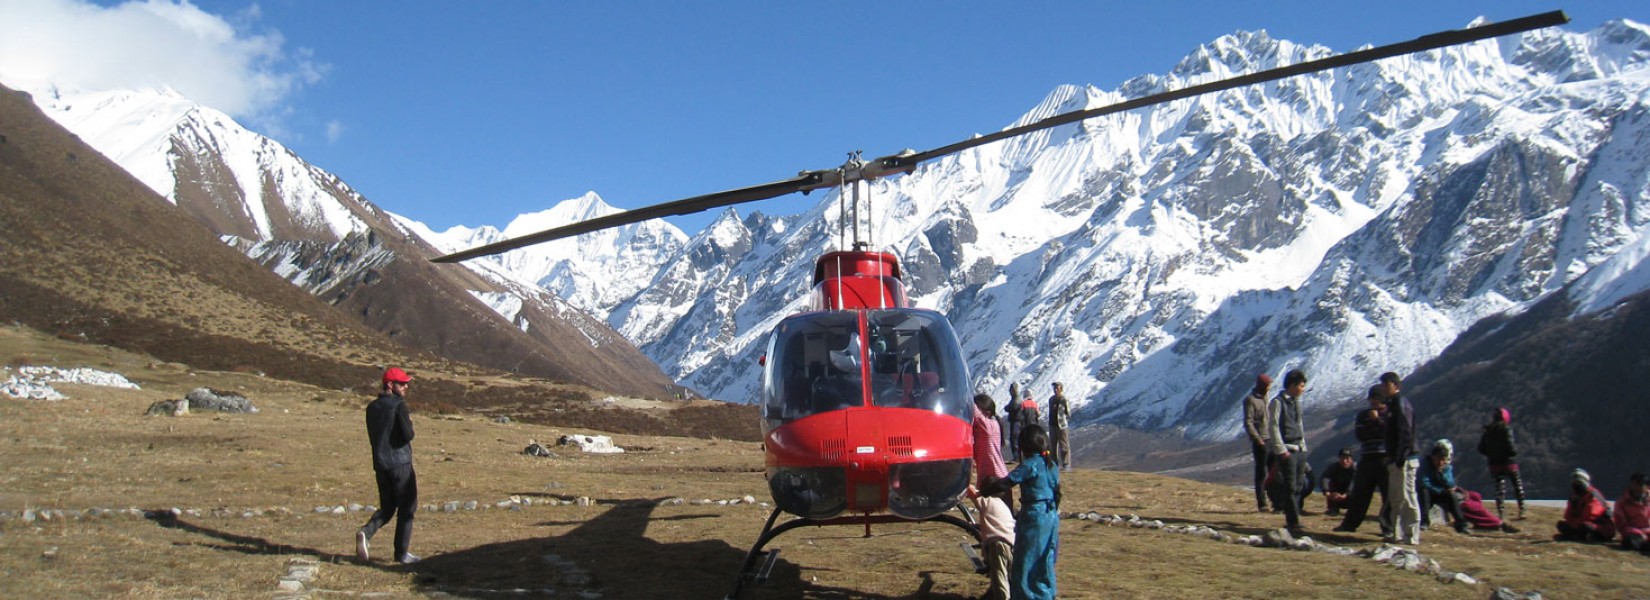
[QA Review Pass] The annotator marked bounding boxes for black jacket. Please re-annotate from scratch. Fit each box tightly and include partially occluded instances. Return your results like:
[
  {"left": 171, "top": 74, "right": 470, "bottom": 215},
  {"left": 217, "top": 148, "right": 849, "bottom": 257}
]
[
  {"left": 1384, "top": 394, "right": 1416, "bottom": 461},
  {"left": 1354, "top": 407, "right": 1388, "bottom": 456},
  {"left": 1477, "top": 422, "right": 1517, "bottom": 464},
  {"left": 366, "top": 392, "right": 415, "bottom": 471}
]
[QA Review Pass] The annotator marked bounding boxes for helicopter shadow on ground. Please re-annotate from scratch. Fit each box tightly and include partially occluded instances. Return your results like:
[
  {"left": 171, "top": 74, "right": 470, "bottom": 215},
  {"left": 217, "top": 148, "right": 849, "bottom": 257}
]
[{"left": 405, "top": 497, "right": 974, "bottom": 600}]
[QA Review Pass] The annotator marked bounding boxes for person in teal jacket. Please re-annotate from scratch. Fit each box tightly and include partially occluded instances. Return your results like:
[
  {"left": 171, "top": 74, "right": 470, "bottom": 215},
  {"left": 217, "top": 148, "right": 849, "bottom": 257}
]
[
  {"left": 981, "top": 424, "right": 1062, "bottom": 599},
  {"left": 1416, "top": 439, "right": 1470, "bottom": 534}
]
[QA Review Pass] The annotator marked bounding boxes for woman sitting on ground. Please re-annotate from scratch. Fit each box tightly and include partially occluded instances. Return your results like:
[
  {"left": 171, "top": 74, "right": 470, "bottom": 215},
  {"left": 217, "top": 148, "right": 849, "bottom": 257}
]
[
  {"left": 1556, "top": 468, "right": 1616, "bottom": 543},
  {"left": 1416, "top": 439, "right": 1471, "bottom": 535}
]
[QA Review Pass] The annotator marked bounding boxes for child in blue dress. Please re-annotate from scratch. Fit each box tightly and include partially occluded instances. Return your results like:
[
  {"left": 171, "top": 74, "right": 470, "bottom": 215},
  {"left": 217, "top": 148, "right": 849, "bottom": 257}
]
[{"left": 980, "top": 424, "right": 1061, "bottom": 599}]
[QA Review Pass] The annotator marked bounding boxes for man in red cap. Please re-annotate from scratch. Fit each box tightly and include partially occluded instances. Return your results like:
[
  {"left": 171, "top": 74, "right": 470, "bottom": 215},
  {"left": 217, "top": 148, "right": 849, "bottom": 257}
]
[
  {"left": 356, "top": 367, "right": 420, "bottom": 564},
  {"left": 1241, "top": 373, "right": 1273, "bottom": 512}
]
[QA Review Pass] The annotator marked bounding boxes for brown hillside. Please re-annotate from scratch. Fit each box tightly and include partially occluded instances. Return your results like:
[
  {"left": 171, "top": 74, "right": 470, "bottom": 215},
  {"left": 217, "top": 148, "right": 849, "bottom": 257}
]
[
  {"left": 0, "top": 85, "right": 758, "bottom": 439},
  {"left": 0, "top": 86, "right": 392, "bottom": 390}
]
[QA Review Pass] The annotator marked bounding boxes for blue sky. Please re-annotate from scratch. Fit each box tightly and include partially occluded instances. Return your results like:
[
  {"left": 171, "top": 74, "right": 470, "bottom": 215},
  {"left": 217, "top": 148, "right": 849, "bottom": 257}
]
[{"left": 3, "top": 1, "right": 1646, "bottom": 235}]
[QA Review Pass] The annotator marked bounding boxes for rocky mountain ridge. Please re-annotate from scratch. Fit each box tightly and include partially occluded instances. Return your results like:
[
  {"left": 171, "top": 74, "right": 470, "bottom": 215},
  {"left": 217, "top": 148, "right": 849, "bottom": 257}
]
[{"left": 431, "top": 19, "right": 1650, "bottom": 441}]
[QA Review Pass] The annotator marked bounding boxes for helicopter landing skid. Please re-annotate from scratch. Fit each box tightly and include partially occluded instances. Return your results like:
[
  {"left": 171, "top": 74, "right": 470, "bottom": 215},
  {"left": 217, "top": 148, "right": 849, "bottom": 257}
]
[{"left": 724, "top": 507, "right": 982, "bottom": 599}]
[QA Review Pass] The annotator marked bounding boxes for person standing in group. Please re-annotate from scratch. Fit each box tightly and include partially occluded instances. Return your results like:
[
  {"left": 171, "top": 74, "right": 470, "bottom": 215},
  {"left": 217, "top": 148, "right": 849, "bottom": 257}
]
[
  {"left": 971, "top": 394, "right": 1012, "bottom": 504},
  {"left": 1242, "top": 373, "right": 1273, "bottom": 513},
  {"left": 1047, "top": 382, "right": 1071, "bottom": 471},
  {"left": 1334, "top": 386, "right": 1392, "bottom": 536},
  {"left": 1382, "top": 372, "right": 1422, "bottom": 545},
  {"left": 1556, "top": 468, "right": 1616, "bottom": 543},
  {"left": 1006, "top": 383, "right": 1024, "bottom": 459},
  {"left": 1267, "top": 369, "right": 1310, "bottom": 535},
  {"left": 1017, "top": 390, "right": 1041, "bottom": 460},
  {"left": 1477, "top": 407, "right": 1527, "bottom": 521},
  {"left": 969, "top": 393, "right": 1015, "bottom": 599},
  {"left": 980, "top": 424, "right": 1062, "bottom": 600},
  {"left": 1614, "top": 473, "right": 1649, "bottom": 553},
  {"left": 355, "top": 367, "right": 421, "bottom": 564}
]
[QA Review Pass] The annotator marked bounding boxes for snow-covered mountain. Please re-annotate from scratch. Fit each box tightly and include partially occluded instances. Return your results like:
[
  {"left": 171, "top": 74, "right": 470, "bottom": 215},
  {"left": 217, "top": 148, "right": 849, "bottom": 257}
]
[
  {"left": 17, "top": 85, "right": 676, "bottom": 398},
  {"left": 451, "top": 19, "right": 1650, "bottom": 440}
]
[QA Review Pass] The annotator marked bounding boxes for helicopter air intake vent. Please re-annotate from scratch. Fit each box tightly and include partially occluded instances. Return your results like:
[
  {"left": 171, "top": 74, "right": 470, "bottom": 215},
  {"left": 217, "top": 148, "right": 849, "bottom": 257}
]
[
  {"left": 821, "top": 438, "right": 846, "bottom": 462},
  {"left": 888, "top": 436, "right": 913, "bottom": 457}
]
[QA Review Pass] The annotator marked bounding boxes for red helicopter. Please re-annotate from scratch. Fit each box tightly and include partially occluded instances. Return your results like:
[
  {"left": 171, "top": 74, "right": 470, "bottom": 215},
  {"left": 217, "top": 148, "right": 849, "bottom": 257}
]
[{"left": 432, "top": 11, "right": 1565, "bottom": 598}]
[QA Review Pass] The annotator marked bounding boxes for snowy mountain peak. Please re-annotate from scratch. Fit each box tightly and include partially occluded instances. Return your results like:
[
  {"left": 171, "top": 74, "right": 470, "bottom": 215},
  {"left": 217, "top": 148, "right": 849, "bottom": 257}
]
[
  {"left": 501, "top": 192, "right": 620, "bottom": 239},
  {"left": 530, "top": 19, "right": 1650, "bottom": 444}
]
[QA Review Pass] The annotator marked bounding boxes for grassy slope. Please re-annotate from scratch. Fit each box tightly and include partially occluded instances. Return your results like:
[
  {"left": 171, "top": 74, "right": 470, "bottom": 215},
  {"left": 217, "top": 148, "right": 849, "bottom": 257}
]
[{"left": 2, "top": 325, "right": 1647, "bottom": 599}]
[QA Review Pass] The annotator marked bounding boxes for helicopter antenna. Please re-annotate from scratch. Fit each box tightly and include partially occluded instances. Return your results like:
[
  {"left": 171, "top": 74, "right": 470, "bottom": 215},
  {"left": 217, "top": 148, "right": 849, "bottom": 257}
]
[{"left": 836, "top": 161, "right": 848, "bottom": 250}]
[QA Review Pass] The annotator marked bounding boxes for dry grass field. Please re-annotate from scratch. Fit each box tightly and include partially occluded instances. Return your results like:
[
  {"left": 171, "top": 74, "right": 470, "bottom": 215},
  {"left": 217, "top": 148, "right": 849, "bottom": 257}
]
[{"left": 3, "top": 324, "right": 1648, "bottom": 600}]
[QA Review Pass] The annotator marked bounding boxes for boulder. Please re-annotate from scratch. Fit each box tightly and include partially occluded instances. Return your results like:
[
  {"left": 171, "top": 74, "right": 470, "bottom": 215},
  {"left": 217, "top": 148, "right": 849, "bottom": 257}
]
[
  {"left": 523, "top": 443, "right": 555, "bottom": 457},
  {"left": 558, "top": 434, "right": 624, "bottom": 454},
  {"left": 185, "top": 388, "right": 258, "bottom": 413},
  {"left": 145, "top": 399, "right": 188, "bottom": 417}
]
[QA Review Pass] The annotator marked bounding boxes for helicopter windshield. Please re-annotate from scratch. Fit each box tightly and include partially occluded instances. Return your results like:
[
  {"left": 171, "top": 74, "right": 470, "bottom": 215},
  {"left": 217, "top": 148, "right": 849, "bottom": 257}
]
[
  {"left": 762, "top": 309, "right": 971, "bottom": 429},
  {"left": 865, "top": 310, "right": 971, "bottom": 421}
]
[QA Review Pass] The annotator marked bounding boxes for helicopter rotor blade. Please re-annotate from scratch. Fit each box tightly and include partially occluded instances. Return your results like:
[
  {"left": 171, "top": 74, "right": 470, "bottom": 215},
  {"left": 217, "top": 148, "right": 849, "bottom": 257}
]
[
  {"left": 433, "top": 10, "right": 1567, "bottom": 263},
  {"left": 875, "top": 10, "right": 1568, "bottom": 172},
  {"left": 432, "top": 171, "right": 829, "bottom": 263}
]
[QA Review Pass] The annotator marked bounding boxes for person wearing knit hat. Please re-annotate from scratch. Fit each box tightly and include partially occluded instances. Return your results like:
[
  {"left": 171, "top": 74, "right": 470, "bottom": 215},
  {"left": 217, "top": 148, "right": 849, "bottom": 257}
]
[
  {"left": 1241, "top": 373, "right": 1275, "bottom": 512},
  {"left": 1477, "top": 407, "right": 1527, "bottom": 521},
  {"left": 1418, "top": 439, "right": 1471, "bottom": 534},
  {"left": 1556, "top": 467, "right": 1616, "bottom": 543}
]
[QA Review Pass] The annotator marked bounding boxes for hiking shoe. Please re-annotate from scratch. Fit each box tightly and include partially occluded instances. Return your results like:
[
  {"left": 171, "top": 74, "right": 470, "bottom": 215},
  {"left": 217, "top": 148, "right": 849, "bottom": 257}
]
[
  {"left": 1332, "top": 525, "right": 1357, "bottom": 533},
  {"left": 397, "top": 553, "right": 421, "bottom": 565},
  {"left": 355, "top": 529, "right": 370, "bottom": 562},
  {"left": 1501, "top": 523, "right": 1521, "bottom": 534}
]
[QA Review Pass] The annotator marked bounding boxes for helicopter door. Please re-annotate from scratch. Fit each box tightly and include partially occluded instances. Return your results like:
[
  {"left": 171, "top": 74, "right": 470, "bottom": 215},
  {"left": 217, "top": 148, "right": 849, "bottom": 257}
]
[{"left": 761, "top": 312, "right": 866, "bottom": 431}]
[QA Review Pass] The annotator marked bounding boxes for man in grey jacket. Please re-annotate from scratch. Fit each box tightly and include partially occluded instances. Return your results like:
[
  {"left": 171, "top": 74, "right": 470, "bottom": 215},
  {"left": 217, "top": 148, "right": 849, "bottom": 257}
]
[
  {"left": 1268, "top": 369, "right": 1309, "bottom": 534},
  {"left": 356, "top": 367, "right": 421, "bottom": 564},
  {"left": 1242, "top": 373, "right": 1273, "bottom": 512}
]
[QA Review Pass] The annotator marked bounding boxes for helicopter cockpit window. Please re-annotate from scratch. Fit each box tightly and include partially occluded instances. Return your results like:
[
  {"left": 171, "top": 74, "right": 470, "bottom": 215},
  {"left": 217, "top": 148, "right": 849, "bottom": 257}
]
[
  {"left": 761, "top": 312, "right": 865, "bottom": 428},
  {"left": 866, "top": 310, "right": 971, "bottom": 422}
]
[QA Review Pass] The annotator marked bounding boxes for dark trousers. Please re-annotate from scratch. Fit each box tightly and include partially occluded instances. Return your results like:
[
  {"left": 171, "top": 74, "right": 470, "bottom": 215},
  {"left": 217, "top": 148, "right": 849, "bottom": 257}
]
[
  {"left": 1419, "top": 488, "right": 1467, "bottom": 531},
  {"left": 362, "top": 464, "right": 418, "bottom": 560},
  {"left": 1274, "top": 452, "right": 1306, "bottom": 528},
  {"left": 1251, "top": 443, "right": 1270, "bottom": 510},
  {"left": 1337, "top": 453, "right": 1390, "bottom": 533}
]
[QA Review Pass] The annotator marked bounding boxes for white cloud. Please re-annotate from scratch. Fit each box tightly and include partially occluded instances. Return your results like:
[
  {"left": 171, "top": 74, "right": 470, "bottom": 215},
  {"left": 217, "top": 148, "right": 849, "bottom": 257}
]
[
  {"left": 0, "top": 0, "right": 326, "bottom": 128},
  {"left": 325, "top": 119, "right": 345, "bottom": 143}
]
